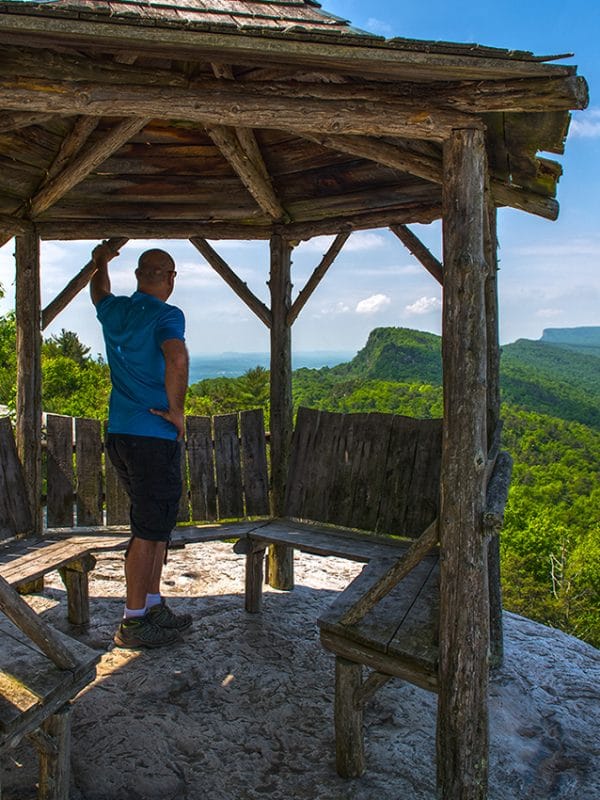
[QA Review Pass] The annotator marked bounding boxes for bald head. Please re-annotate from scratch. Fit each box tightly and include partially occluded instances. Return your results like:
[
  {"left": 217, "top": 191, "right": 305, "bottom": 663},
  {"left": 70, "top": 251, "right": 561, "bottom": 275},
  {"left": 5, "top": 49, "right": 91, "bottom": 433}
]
[{"left": 135, "top": 249, "right": 177, "bottom": 299}]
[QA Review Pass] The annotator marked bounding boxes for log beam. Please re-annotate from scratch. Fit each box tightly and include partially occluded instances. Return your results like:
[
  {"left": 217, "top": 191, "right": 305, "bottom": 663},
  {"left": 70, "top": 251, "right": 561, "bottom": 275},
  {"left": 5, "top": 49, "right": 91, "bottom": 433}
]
[
  {"left": 438, "top": 127, "right": 490, "bottom": 800},
  {"left": 390, "top": 224, "right": 444, "bottom": 285},
  {"left": 287, "top": 232, "right": 349, "bottom": 325},
  {"left": 305, "top": 132, "right": 559, "bottom": 220},
  {"left": 205, "top": 124, "right": 288, "bottom": 221},
  {"left": 0, "top": 76, "right": 483, "bottom": 141},
  {"left": 44, "top": 115, "right": 99, "bottom": 183},
  {"left": 189, "top": 237, "right": 272, "bottom": 328},
  {"left": 0, "top": 110, "right": 53, "bottom": 132},
  {"left": 34, "top": 203, "right": 443, "bottom": 242},
  {"left": 42, "top": 237, "right": 127, "bottom": 330}
]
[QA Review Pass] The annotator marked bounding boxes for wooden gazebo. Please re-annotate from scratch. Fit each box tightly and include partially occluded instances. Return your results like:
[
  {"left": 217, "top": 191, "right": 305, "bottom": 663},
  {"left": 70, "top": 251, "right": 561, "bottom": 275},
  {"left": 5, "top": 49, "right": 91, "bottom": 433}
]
[{"left": 0, "top": 1, "right": 588, "bottom": 798}]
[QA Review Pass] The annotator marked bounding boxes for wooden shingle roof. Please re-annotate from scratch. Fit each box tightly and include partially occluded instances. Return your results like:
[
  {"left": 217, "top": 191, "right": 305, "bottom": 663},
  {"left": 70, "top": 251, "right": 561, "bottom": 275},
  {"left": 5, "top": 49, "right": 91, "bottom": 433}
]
[
  {"left": 0, "top": 0, "right": 589, "bottom": 243},
  {"left": 0, "top": 0, "right": 366, "bottom": 37}
]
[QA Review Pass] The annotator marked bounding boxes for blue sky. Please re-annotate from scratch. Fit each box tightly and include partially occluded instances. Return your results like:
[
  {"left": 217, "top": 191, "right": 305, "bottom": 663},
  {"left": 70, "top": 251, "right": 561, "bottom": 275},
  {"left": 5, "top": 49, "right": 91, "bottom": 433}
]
[{"left": 0, "top": 0, "right": 598, "bottom": 357}]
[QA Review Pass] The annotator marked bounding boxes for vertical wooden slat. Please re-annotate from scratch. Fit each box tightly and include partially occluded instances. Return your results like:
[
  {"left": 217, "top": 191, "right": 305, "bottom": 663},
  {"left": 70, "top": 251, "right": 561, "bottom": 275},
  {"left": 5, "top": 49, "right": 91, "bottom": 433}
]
[
  {"left": 268, "top": 234, "right": 294, "bottom": 588},
  {"left": 177, "top": 438, "right": 190, "bottom": 523},
  {"left": 0, "top": 416, "right": 32, "bottom": 539},
  {"left": 437, "top": 127, "right": 489, "bottom": 800},
  {"left": 240, "top": 409, "right": 269, "bottom": 517},
  {"left": 186, "top": 415, "right": 217, "bottom": 522},
  {"left": 46, "top": 415, "right": 74, "bottom": 528},
  {"left": 75, "top": 417, "right": 103, "bottom": 526},
  {"left": 15, "top": 232, "right": 42, "bottom": 534},
  {"left": 103, "top": 422, "right": 129, "bottom": 525},
  {"left": 214, "top": 413, "right": 243, "bottom": 519}
]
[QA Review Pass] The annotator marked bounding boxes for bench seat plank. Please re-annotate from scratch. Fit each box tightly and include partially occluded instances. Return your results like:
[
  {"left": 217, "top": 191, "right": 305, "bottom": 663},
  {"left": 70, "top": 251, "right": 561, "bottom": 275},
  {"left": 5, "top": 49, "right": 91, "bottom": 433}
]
[
  {"left": 319, "top": 556, "right": 439, "bottom": 672},
  {"left": 250, "top": 519, "right": 413, "bottom": 562}
]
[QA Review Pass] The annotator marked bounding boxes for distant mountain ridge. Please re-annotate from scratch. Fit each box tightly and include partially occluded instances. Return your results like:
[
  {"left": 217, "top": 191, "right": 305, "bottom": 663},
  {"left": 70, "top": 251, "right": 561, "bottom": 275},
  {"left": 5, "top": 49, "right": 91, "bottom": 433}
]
[
  {"left": 326, "top": 327, "right": 600, "bottom": 430},
  {"left": 541, "top": 326, "right": 600, "bottom": 357}
]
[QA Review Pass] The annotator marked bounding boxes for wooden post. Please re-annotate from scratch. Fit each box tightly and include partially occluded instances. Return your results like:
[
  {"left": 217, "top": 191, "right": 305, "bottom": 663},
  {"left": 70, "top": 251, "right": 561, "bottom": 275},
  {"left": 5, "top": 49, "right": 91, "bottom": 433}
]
[
  {"left": 267, "top": 234, "right": 294, "bottom": 590},
  {"left": 38, "top": 703, "right": 72, "bottom": 800},
  {"left": 438, "top": 128, "right": 490, "bottom": 800},
  {"left": 335, "top": 657, "right": 365, "bottom": 777},
  {"left": 484, "top": 202, "right": 504, "bottom": 668},
  {"left": 15, "top": 232, "right": 42, "bottom": 534}
]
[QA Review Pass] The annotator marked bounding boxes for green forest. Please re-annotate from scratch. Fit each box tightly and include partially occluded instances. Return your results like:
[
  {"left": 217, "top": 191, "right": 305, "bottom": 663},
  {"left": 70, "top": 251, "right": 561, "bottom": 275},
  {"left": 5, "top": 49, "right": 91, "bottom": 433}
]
[{"left": 1, "top": 300, "right": 598, "bottom": 649}]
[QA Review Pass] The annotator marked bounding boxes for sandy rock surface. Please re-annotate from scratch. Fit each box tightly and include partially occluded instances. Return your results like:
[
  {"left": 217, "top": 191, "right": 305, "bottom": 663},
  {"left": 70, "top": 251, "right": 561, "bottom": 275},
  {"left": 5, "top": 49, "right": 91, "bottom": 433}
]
[{"left": 2, "top": 542, "right": 599, "bottom": 800}]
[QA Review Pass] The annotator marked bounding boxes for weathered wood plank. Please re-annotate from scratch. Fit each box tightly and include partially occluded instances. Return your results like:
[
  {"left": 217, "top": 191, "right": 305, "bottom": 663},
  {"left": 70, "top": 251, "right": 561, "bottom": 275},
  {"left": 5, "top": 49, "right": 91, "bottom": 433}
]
[
  {"left": 253, "top": 519, "right": 408, "bottom": 562},
  {"left": 46, "top": 415, "right": 74, "bottom": 529},
  {"left": 177, "top": 439, "right": 190, "bottom": 523},
  {"left": 74, "top": 417, "right": 103, "bottom": 527},
  {"left": 214, "top": 413, "right": 243, "bottom": 520},
  {"left": 186, "top": 415, "right": 217, "bottom": 522},
  {"left": 0, "top": 417, "right": 32, "bottom": 540},
  {"left": 103, "top": 423, "right": 130, "bottom": 526},
  {"left": 239, "top": 409, "right": 269, "bottom": 517}
]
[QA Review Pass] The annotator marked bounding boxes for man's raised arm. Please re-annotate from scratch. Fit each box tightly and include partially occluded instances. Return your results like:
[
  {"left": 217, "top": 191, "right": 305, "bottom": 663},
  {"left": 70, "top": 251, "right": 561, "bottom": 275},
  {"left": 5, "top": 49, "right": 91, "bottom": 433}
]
[{"left": 90, "top": 242, "right": 115, "bottom": 306}]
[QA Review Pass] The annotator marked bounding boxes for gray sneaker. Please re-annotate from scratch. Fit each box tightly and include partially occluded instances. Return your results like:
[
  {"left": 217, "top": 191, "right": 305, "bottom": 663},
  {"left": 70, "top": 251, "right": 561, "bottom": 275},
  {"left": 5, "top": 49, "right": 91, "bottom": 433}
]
[
  {"left": 113, "top": 615, "right": 182, "bottom": 649},
  {"left": 146, "top": 600, "right": 193, "bottom": 631}
]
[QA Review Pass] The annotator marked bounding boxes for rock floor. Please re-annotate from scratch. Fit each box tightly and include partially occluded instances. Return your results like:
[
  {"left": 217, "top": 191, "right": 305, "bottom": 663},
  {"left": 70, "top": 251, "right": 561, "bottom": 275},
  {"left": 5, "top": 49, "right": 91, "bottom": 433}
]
[{"left": 2, "top": 542, "right": 599, "bottom": 800}]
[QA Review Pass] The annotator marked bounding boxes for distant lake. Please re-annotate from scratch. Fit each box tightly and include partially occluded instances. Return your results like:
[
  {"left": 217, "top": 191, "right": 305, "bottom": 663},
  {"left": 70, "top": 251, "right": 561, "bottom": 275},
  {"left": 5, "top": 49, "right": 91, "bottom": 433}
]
[{"left": 189, "top": 351, "right": 354, "bottom": 384}]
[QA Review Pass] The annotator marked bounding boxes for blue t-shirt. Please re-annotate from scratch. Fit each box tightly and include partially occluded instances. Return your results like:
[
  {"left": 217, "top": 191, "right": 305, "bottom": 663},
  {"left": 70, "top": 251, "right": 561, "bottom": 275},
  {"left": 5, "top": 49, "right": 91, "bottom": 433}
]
[{"left": 97, "top": 291, "right": 185, "bottom": 440}]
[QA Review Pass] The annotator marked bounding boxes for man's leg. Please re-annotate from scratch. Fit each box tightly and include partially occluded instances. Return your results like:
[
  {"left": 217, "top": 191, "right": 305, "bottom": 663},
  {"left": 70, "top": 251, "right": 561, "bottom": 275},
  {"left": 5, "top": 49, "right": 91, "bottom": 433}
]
[{"left": 124, "top": 537, "right": 167, "bottom": 611}]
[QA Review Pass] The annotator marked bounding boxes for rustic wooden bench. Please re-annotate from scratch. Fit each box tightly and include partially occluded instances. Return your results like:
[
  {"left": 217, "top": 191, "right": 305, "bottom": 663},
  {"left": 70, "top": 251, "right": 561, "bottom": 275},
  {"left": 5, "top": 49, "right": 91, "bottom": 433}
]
[
  {"left": 240, "top": 407, "right": 512, "bottom": 777},
  {"left": 0, "top": 573, "right": 100, "bottom": 800}
]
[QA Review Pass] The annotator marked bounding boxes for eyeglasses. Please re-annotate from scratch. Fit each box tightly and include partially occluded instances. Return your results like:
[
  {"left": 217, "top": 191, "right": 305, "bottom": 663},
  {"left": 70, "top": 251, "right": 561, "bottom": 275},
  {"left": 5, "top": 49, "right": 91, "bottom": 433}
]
[{"left": 167, "top": 270, "right": 177, "bottom": 277}]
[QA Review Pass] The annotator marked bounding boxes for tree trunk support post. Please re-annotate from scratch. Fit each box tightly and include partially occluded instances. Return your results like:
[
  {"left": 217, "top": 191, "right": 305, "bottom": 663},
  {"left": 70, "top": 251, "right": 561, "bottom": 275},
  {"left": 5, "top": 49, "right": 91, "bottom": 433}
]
[
  {"left": 437, "top": 127, "right": 490, "bottom": 800},
  {"left": 15, "top": 231, "right": 43, "bottom": 535},
  {"left": 268, "top": 234, "right": 294, "bottom": 590}
]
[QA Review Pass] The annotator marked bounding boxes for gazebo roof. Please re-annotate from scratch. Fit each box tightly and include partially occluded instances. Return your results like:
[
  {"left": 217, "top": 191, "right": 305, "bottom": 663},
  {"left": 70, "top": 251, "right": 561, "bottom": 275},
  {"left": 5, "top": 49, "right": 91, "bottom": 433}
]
[{"left": 0, "top": 0, "right": 589, "bottom": 242}]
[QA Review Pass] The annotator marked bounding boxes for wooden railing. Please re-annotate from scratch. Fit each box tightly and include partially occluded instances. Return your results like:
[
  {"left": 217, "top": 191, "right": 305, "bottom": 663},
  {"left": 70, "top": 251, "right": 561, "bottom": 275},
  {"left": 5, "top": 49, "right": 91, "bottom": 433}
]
[{"left": 43, "top": 409, "right": 270, "bottom": 529}]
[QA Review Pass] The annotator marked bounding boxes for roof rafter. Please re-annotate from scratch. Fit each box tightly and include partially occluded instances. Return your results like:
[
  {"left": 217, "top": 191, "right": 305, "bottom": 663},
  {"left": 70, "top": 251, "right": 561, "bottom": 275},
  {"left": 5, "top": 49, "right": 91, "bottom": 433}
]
[{"left": 0, "top": 117, "right": 150, "bottom": 246}]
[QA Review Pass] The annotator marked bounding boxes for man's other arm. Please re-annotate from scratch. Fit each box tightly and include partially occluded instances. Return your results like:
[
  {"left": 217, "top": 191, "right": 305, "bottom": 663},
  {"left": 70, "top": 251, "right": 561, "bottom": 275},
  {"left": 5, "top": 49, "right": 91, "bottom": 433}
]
[{"left": 151, "top": 338, "right": 189, "bottom": 439}]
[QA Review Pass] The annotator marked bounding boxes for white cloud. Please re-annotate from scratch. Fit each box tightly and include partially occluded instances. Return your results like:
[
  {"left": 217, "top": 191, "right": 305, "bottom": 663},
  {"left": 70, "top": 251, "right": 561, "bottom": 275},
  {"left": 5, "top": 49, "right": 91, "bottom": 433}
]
[
  {"left": 313, "top": 301, "right": 351, "bottom": 317},
  {"left": 356, "top": 293, "right": 391, "bottom": 315},
  {"left": 344, "top": 232, "right": 387, "bottom": 252},
  {"left": 405, "top": 296, "right": 442, "bottom": 315},
  {"left": 570, "top": 109, "right": 600, "bottom": 138},
  {"left": 536, "top": 308, "right": 564, "bottom": 319},
  {"left": 365, "top": 17, "right": 393, "bottom": 36}
]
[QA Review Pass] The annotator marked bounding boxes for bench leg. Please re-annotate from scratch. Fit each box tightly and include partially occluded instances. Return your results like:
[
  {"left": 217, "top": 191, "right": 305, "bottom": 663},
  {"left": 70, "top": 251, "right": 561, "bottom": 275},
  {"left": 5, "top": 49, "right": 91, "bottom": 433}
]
[
  {"left": 245, "top": 545, "right": 267, "bottom": 613},
  {"left": 335, "top": 657, "right": 365, "bottom": 778},
  {"left": 267, "top": 543, "right": 294, "bottom": 591},
  {"left": 59, "top": 555, "right": 96, "bottom": 626},
  {"left": 37, "top": 704, "right": 71, "bottom": 800}
]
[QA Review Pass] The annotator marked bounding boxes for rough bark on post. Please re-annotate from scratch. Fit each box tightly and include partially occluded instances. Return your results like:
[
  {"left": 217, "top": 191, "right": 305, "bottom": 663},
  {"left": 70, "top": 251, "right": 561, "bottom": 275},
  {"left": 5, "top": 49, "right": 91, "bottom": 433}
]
[
  {"left": 437, "top": 127, "right": 490, "bottom": 800},
  {"left": 15, "top": 232, "right": 42, "bottom": 534},
  {"left": 484, "top": 202, "right": 504, "bottom": 668},
  {"left": 268, "top": 234, "right": 294, "bottom": 590}
]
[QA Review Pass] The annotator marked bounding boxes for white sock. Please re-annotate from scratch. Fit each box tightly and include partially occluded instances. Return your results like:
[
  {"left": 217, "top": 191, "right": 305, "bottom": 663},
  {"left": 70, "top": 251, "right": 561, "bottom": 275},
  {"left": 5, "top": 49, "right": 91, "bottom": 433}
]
[
  {"left": 123, "top": 606, "right": 146, "bottom": 619},
  {"left": 145, "top": 593, "right": 162, "bottom": 609}
]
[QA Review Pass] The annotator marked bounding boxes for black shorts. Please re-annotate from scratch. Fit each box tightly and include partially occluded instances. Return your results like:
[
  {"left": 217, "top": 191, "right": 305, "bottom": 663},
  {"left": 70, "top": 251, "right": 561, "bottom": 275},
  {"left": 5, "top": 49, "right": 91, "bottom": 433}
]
[{"left": 106, "top": 433, "right": 182, "bottom": 542}]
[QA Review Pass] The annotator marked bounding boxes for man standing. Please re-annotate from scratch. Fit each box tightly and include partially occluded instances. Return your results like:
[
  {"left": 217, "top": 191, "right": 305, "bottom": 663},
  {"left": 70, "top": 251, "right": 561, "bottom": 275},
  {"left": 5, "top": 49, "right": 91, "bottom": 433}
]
[{"left": 91, "top": 244, "right": 191, "bottom": 648}]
